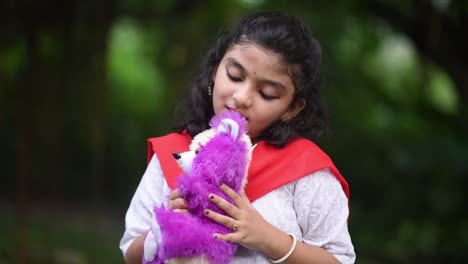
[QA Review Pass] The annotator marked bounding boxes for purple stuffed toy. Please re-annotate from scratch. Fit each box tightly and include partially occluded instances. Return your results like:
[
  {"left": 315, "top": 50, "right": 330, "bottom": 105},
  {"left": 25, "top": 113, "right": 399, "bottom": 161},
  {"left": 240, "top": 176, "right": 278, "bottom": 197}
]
[{"left": 143, "top": 110, "right": 252, "bottom": 264}]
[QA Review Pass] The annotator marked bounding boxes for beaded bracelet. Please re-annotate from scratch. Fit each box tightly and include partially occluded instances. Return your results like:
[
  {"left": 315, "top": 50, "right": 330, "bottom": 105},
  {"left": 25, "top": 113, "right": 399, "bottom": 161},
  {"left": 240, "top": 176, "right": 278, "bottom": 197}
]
[{"left": 271, "top": 233, "right": 297, "bottom": 263}]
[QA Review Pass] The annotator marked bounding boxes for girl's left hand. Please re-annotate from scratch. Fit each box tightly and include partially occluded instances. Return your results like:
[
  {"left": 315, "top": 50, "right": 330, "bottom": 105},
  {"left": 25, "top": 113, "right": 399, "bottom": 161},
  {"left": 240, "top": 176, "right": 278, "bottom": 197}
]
[{"left": 204, "top": 184, "right": 276, "bottom": 252}]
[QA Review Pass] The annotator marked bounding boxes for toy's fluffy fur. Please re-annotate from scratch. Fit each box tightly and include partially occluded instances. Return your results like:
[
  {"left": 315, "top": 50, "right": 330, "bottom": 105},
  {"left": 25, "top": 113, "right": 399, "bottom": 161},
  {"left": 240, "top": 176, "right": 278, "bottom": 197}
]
[{"left": 146, "top": 110, "right": 252, "bottom": 264}]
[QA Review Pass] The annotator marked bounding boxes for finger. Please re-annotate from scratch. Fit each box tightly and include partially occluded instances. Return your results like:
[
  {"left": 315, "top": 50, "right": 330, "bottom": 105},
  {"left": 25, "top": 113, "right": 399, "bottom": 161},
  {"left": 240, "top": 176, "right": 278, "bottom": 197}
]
[
  {"left": 204, "top": 209, "right": 237, "bottom": 229},
  {"left": 239, "top": 191, "right": 251, "bottom": 203},
  {"left": 219, "top": 184, "right": 244, "bottom": 208},
  {"left": 168, "top": 189, "right": 181, "bottom": 200},
  {"left": 174, "top": 209, "right": 190, "bottom": 214},
  {"left": 168, "top": 198, "right": 188, "bottom": 210},
  {"left": 213, "top": 233, "right": 237, "bottom": 243},
  {"left": 209, "top": 193, "right": 240, "bottom": 217}
]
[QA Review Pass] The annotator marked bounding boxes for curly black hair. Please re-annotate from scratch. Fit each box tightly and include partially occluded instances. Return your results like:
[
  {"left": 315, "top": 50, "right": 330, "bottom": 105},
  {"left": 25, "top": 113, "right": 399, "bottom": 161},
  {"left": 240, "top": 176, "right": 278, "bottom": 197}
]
[{"left": 175, "top": 11, "right": 327, "bottom": 147}]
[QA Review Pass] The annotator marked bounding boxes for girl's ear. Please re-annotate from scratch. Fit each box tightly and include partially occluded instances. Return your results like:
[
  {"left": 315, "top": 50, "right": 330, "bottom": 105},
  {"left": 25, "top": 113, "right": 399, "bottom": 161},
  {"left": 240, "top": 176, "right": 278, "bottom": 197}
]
[{"left": 281, "top": 98, "right": 306, "bottom": 122}]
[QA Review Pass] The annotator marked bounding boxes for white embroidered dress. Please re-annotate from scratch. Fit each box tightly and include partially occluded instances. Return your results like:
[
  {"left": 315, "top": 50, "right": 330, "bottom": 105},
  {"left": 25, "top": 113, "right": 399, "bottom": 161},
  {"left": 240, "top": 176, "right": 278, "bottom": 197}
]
[{"left": 120, "top": 154, "right": 356, "bottom": 264}]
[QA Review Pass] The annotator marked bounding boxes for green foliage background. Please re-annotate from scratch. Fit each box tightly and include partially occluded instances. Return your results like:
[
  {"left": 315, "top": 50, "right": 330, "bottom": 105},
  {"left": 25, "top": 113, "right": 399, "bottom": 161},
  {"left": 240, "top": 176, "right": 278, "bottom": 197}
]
[{"left": 1, "top": 0, "right": 467, "bottom": 263}]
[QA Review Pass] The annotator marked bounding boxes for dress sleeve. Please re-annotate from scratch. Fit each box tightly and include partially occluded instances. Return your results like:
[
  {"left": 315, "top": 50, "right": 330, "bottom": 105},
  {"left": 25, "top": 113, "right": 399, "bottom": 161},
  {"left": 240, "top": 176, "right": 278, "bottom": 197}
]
[
  {"left": 294, "top": 168, "right": 356, "bottom": 264},
  {"left": 119, "top": 154, "right": 170, "bottom": 257}
]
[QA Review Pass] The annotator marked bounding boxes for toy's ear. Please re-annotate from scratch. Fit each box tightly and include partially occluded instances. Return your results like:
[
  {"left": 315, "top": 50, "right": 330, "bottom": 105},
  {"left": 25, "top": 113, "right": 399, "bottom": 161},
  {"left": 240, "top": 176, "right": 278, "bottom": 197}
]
[{"left": 217, "top": 118, "right": 240, "bottom": 140}]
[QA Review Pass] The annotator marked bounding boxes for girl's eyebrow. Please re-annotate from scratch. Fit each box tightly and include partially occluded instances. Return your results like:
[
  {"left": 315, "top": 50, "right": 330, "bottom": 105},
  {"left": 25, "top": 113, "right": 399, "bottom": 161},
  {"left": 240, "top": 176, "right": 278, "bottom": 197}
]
[
  {"left": 225, "top": 57, "right": 286, "bottom": 92},
  {"left": 225, "top": 57, "right": 246, "bottom": 74}
]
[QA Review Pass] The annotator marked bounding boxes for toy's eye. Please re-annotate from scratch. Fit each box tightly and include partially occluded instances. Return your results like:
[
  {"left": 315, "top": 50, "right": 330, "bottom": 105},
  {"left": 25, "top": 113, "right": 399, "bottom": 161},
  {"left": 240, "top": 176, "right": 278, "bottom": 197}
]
[{"left": 195, "top": 148, "right": 200, "bottom": 154}]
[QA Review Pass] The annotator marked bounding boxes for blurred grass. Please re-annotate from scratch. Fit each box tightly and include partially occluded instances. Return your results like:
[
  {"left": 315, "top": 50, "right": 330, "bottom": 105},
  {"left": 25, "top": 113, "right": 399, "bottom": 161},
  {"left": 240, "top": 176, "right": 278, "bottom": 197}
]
[{"left": 0, "top": 203, "right": 124, "bottom": 264}]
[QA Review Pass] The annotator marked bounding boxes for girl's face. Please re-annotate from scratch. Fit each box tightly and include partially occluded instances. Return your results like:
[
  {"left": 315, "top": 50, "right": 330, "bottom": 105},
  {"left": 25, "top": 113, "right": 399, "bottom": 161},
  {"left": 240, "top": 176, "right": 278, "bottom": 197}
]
[{"left": 212, "top": 44, "right": 304, "bottom": 141}]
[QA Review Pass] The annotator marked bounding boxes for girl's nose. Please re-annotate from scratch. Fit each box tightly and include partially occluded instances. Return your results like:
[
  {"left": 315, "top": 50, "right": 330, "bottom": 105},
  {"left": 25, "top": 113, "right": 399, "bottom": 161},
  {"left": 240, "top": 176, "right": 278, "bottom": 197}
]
[{"left": 233, "top": 86, "right": 253, "bottom": 109}]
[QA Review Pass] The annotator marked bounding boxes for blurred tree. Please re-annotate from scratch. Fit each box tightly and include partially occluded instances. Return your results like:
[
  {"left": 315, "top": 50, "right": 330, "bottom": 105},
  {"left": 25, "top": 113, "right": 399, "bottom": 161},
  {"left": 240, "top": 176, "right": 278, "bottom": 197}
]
[{"left": 367, "top": 0, "right": 467, "bottom": 109}]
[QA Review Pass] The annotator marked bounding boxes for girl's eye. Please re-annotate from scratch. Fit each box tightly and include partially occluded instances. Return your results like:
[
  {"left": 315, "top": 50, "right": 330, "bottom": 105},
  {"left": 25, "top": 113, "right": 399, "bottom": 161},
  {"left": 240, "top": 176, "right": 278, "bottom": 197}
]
[
  {"left": 259, "top": 90, "right": 278, "bottom": 101},
  {"left": 227, "top": 71, "right": 242, "bottom": 82}
]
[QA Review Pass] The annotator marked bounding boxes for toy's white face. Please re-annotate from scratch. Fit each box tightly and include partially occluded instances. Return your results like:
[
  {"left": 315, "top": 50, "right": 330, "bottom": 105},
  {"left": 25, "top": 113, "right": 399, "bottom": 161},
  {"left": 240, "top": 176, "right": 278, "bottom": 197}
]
[
  {"left": 174, "top": 150, "right": 196, "bottom": 173},
  {"left": 212, "top": 44, "right": 304, "bottom": 141}
]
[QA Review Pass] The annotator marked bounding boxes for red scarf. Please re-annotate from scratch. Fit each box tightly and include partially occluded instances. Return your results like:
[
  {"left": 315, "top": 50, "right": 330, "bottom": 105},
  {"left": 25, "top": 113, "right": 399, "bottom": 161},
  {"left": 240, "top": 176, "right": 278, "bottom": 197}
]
[{"left": 147, "top": 131, "right": 349, "bottom": 202}]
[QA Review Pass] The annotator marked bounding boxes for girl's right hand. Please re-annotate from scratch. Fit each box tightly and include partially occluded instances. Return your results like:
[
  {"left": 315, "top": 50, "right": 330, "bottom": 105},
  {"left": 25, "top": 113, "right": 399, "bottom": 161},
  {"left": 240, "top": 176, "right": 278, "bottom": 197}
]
[{"left": 168, "top": 188, "right": 189, "bottom": 214}]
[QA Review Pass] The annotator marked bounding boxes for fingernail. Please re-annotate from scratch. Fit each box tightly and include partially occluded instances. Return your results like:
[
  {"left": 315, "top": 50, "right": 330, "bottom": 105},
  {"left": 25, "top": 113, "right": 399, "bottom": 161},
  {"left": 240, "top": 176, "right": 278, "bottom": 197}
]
[
  {"left": 209, "top": 194, "right": 214, "bottom": 200},
  {"left": 204, "top": 210, "right": 209, "bottom": 215},
  {"left": 213, "top": 234, "right": 218, "bottom": 239}
]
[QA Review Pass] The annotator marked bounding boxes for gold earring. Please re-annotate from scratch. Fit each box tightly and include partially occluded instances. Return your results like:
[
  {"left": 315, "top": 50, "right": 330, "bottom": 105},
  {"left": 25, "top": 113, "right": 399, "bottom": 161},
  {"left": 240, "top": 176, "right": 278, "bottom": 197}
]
[{"left": 208, "top": 84, "right": 213, "bottom": 96}]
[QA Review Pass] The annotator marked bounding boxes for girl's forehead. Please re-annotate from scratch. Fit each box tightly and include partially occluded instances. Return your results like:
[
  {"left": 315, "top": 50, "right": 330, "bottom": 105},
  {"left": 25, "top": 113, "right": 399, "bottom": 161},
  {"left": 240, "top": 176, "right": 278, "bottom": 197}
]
[
  {"left": 221, "top": 44, "right": 296, "bottom": 92},
  {"left": 223, "top": 44, "right": 288, "bottom": 72},
  {"left": 222, "top": 43, "right": 297, "bottom": 85}
]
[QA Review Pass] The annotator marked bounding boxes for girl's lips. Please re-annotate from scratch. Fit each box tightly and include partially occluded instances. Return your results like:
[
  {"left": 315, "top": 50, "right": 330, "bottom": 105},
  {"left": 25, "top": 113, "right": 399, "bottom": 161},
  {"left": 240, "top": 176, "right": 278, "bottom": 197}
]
[{"left": 226, "top": 107, "right": 248, "bottom": 121}]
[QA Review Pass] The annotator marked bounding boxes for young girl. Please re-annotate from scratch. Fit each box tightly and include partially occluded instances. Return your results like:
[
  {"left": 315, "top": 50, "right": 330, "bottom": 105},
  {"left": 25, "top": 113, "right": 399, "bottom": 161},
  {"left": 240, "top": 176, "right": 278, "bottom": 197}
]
[{"left": 120, "top": 11, "right": 355, "bottom": 264}]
